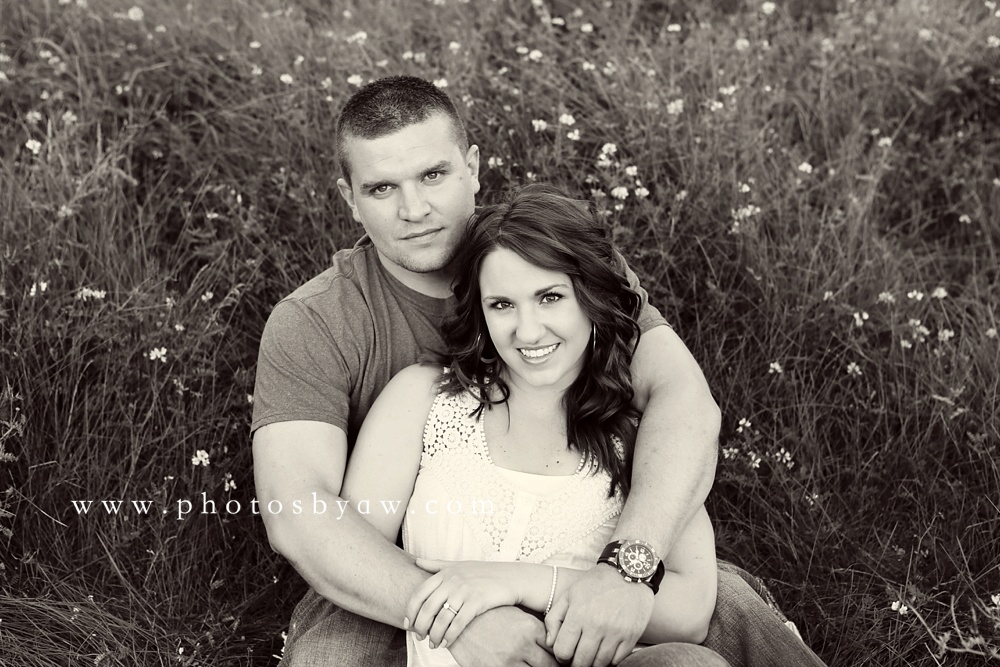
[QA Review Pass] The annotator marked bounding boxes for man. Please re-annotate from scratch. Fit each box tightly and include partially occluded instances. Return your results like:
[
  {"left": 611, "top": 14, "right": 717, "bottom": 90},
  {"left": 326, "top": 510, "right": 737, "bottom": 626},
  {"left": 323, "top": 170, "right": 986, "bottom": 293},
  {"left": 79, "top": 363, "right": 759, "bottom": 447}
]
[{"left": 252, "top": 76, "right": 824, "bottom": 667}]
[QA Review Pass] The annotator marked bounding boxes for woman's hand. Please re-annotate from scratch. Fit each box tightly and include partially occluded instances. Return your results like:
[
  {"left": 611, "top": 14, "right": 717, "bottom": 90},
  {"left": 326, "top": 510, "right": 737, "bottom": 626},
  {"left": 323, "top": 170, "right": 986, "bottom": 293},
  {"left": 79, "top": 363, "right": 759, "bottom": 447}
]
[{"left": 406, "top": 558, "right": 523, "bottom": 650}]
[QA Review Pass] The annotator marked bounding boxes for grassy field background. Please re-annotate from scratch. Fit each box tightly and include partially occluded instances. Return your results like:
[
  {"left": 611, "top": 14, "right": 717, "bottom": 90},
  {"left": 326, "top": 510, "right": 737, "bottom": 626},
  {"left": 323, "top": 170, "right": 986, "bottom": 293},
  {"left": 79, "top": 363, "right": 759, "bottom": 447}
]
[{"left": 2, "top": 0, "right": 999, "bottom": 664}]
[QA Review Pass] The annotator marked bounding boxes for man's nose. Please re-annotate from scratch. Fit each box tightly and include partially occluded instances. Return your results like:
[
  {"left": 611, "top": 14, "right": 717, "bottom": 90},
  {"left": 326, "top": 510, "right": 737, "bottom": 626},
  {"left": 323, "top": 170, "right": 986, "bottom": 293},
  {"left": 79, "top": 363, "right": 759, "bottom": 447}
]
[{"left": 398, "top": 184, "right": 431, "bottom": 221}]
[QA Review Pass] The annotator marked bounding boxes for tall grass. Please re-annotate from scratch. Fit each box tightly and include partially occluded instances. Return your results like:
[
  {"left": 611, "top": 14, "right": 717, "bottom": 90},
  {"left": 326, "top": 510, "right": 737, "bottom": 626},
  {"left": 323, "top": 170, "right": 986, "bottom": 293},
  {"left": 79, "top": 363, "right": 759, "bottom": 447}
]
[{"left": 2, "top": 0, "right": 998, "bottom": 664}]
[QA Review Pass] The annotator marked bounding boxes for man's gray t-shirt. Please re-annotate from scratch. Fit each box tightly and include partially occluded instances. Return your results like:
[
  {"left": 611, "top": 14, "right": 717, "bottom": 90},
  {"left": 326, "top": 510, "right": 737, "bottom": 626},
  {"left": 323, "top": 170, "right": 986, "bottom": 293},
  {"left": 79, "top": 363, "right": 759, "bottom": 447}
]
[{"left": 251, "top": 236, "right": 667, "bottom": 450}]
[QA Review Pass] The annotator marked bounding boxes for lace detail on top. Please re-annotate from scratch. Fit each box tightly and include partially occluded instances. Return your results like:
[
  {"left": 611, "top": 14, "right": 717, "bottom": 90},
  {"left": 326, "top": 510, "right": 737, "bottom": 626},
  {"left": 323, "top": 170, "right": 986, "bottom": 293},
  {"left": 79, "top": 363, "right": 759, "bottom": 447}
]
[{"left": 418, "top": 388, "right": 623, "bottom": 563}]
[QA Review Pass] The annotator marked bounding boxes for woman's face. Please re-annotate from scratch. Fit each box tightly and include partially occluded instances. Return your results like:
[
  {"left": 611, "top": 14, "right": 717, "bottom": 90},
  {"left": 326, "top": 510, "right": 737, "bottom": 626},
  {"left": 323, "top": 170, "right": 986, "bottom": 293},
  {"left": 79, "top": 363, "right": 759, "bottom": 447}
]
[{"left": 478, "top": 247, "right": 592, "bottom": 393}]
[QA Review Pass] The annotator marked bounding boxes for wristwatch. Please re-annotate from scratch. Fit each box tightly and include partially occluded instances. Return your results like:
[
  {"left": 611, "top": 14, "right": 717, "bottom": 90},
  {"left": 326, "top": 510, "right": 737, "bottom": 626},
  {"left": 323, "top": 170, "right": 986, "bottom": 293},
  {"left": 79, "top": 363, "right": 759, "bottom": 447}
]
[{"left": 597, "top": 539, "right": 665, "bottom": 594}]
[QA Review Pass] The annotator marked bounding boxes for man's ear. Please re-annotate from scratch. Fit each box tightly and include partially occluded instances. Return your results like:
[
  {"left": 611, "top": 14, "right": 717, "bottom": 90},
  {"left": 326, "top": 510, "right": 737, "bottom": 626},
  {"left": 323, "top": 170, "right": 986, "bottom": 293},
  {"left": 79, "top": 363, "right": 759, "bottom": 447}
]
[
  {"left": 337, "top": 178, "right": 362, "bottom": 223},
  {"left": 465, "top": 145, "right": 481, "bottom": 195}
]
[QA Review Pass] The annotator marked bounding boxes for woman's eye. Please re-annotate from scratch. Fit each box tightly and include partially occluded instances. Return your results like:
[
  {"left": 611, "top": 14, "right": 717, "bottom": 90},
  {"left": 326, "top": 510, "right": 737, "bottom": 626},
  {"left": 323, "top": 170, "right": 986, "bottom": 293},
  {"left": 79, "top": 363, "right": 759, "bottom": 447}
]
[
  {"left": 541, "top": 293, "right": 562, "bottom": 304},
  {"left": 490, "top": 301, "right": 512, "bottom": 310}
]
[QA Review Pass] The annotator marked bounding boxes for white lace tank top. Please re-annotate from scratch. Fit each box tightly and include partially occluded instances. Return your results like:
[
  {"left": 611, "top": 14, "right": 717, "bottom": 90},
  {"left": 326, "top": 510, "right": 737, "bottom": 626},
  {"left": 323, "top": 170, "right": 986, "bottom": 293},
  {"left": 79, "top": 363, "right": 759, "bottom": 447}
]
[{"left": 403, "top": 387, "right": 625, "bottom": 667}]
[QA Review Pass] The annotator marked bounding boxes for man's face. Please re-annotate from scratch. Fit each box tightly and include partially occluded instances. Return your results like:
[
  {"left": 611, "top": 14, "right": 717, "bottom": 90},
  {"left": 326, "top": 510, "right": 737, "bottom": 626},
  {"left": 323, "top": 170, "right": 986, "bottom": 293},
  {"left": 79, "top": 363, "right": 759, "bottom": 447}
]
[{"left": 337, "top": 113, "right": 480, "bottom": 290}]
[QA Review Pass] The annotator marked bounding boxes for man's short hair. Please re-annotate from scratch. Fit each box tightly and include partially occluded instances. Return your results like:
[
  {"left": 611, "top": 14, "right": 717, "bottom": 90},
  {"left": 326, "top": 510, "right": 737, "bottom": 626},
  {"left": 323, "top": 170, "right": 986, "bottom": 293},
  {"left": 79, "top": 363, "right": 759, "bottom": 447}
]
[{"left": 336, "top": 75, "right": 469, "bottom": 186}]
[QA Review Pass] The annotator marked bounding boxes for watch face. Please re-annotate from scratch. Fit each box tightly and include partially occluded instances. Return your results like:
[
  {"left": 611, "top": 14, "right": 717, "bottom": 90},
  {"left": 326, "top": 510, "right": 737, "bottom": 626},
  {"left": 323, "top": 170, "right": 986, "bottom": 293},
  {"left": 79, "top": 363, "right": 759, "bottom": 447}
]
[{"left": 618, "top": 542, "right": 656, "bottom": 579}]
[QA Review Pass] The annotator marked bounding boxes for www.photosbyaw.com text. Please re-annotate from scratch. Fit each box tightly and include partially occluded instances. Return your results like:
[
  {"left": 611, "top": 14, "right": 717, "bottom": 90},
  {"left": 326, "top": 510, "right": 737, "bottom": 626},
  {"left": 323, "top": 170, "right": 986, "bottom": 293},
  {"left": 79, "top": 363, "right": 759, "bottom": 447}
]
[{"left": 69, "top": 493, "right": 495, "bottom": 520}]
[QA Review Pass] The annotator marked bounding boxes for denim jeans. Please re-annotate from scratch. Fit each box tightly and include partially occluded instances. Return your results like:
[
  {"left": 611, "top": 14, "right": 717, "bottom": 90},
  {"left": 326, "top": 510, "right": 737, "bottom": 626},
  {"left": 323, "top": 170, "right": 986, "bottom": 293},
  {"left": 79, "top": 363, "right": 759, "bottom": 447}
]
[{"left": 279, "top": 561, "right": 825, "bottom": 667}]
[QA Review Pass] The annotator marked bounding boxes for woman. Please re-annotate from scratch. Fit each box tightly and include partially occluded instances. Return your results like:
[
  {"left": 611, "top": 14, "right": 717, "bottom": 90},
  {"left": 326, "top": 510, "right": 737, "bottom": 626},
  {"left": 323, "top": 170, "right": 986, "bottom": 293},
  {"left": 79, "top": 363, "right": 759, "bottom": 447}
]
[{"left": 342, "top": 184, "right": 725, "bottom": 666}]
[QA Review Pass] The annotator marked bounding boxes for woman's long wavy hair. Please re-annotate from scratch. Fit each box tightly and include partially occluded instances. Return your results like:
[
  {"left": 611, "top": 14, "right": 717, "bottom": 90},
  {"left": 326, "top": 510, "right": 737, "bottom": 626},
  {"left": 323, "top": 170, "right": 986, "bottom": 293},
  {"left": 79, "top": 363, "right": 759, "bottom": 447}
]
[{"left": 438, "top": 183, "right": 643, "bottom": 498}]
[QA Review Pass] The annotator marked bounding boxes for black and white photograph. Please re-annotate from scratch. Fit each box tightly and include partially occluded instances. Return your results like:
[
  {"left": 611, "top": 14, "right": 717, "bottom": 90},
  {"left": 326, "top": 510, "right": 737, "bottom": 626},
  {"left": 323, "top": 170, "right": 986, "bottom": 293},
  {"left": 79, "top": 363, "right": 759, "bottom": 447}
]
[{"left": 1, "top": 0, "right": 998, "bottom": 665}]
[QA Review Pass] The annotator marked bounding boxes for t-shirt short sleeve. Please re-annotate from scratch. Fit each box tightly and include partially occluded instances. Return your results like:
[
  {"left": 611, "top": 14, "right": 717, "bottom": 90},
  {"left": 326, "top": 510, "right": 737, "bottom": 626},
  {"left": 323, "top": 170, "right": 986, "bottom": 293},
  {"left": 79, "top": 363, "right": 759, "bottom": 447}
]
[
  {"left": 616, "top": 250, "right": 669, "bottom": 333},
  {"left": 250, "top": 298, "right": 358, "bottom": 434}
]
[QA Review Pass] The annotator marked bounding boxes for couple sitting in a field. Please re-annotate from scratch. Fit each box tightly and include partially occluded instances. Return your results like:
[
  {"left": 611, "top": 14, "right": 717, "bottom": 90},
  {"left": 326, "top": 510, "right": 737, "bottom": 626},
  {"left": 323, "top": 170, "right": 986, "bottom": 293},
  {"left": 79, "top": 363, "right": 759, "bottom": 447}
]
[{"left": 250, "top": 76, "right": 826, "bottom": 667}]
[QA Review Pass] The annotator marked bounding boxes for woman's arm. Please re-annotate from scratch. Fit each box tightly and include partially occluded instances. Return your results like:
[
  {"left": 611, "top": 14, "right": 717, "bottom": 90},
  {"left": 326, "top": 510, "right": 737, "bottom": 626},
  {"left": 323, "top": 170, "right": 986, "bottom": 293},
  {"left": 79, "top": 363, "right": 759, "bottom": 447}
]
[{"left": 341, "top": 363, "right": 442, "bottom": 541}]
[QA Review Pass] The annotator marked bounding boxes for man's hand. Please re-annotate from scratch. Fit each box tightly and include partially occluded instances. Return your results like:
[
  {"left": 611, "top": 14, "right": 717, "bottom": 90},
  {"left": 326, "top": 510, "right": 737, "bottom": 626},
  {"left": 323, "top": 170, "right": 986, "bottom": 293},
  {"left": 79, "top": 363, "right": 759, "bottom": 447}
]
[
  {"left": 544, "top": 565, "right": 654, "bottom": 667},
  {"left": 448, "top": 606, "right": 559, "bottom": 667}
]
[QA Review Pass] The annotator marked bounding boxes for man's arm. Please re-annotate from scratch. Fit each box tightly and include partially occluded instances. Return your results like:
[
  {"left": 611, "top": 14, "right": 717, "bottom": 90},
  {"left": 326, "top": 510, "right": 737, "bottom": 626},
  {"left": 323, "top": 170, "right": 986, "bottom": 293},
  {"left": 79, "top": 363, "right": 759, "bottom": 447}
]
[
  {"left": 616, "top": 323, "right": 720, "bottom": 555},
  {"left": 546, "top": 324, "right": 721, "bottom": 667},
  {"left": 253, "top": 419, "right": 426, "bottom": 627}
]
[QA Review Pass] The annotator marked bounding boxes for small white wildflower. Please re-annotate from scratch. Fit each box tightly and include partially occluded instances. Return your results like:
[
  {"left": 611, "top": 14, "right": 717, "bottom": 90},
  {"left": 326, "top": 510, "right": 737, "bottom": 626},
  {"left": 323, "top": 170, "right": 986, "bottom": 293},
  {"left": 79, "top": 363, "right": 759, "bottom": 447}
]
[
  {"left": 821, "top": 38, "right": 835, "bottom": 53},
  {"left": 581, "top": 23, "right": 594, "bottom": 33},
  {"left": 853, "top": 311, "right": 870, "bottom": 327},
  {"left": 738, "top": 182, "right": 751, "bottom": 194},
  {"left": 907, "top": 290, "right": 925, "bottom": 301},
  {"left": 25, "top": 139, "right": 42, "bottom": 155},
  {"left": 75, "top": 287, "right": 106, "bottom": 301},
  {"left": 57, "top": 204, "right": 73, "bottom": 219},
  {"left": 402, "top": 50, "right": 414, "bottom": 60},
  {"left": 900, "top": 339, "right": 913, "bottom": 350},
  {"left": 603, "top": 61, "right": 617, "bottom": 76},
  {"left": 567, "top": 129, "right": 581, "bottom": 141},
  {"left": 877, "top": 291, "right": 896, "bottom": 304},
  {"left": 987, "top": 328, "right": 997, "bottom": 339},
  {"left": 614, "top": 203, "right": 624, "bottom": 212},
  {"left": 931, "top": 287, "right": 948, "bottom": 299},
  {"left": 448, "top": 41, "right": 461, "bottom": 53},
  {"left": 247, "top": 394, "right": 254, "bottom": 404},
  {"left": 878, "top": 137, "right": 893, "bottom": 148},
  {"left": 761, "top": 2, "right": 776, "bottom": 15},
  {"left": 251, "top": 65, "right": 263, "bottom": 76},
  {"left": 846, "top": 362, "right": 862, "bottom": 377},
  {"left": 768, "top": 361, "right": 783, "bottom": 374},
  {"left": 154, "top": 24, "right": 166, "bottom": 33},
  {"left": 937, "top": 329, "right": 955, "bottom": 342},
  {"left": 747, "top": 452, "right": 762, "bottom": 469},
  {"left": 201, "top": 291, "right": 214, "bottom": 302},
  {"left": 127, "top": 6, "right": 144, "bottom": 21},
  {"left": 148, "top": 347, "right": 167, "bottom": 362},
  {"left": 29, "top": 281, "right": 48, "bottom": 297},
  {"left": 988, "top": 36, "right": 1000, "bottom": 48},
  {"left": 798, "top": 161, "right": 813, "bottom": 174},
  {"left": 433, "top": 78, "right": 448, "bottom": 88},
  {"left": 667, "top": 24, "right": 682, "bottom": 32},
  {"left": 559, "top": 113, "right": 576, "bottom": 126},
  {"left": 708, "top": 100, "right": 724, "bottom": 112},
  {"left": 341, "top": 73, "right": 362, "bottom": 88},
  {"left": 345, "top": 30, "right": 367, "bottom": 45},
  {"left": 528, "top": 49, "right": 543, "bottom": 62},
  {"left": 531, "top": 119, "right": 548, "bottom": 132},
  {"left": 224, "top": 473, "right": 237, "bottom": 491},
  {"left": 719, "top": 85, "right": 737, "bottom": 97},
  {"left": 823, "top": 291, "right": 834, "bottom": 301},
  {"left": 675, "top": 189, "right": 688, "bottom": 202},
  {"left": 600, "top": 143, "right": 617, "bottom": 156},
  {"left": 249, "top": 41, "right": 261, "bottom": 49},
  {"left": 735, "top": 38, "right": 751, "bottom": 51},
  {"left": 610, "top": 186, "right": 629, "bottom": 200},
  {"left": 666, "top": 99, "right": 684, "bottom": 115},
  {"left": 959, "top": 214, "right": 972, "bottom": 224},
  {"left": 487, "top": 156, "right": 504, "bottom": 168},
  {"left": 550, "top": 17, "right": 565, "bottom": 26},
  {"left": 635, "top": 187, "right": 650, "bottom": 199},
  {"left": 918, "top": 28, "right": 933, "bottom": 41},
  {"left": 191, "top": 449, "right": 210, "bottom": 466},
  {"left": 774, "top": 447, "right": 793, "bottom": 468},
  {"left": 993, "top": 178, "right": 1000, "bottom": 188},
  {"left": 515, "top": 46, "right": 529, "bottom": 55},
  {"left": 736, "top": 418, "right": 751, "bottom": 434},
  {"left": 722, "top": 447, "right": 739, "bottom": 460},
  {"left": 581, "top": 61, "right": 596, "bottom": 71},
  {"left": 26, "top": 110, "right": 43, "bottom": 124},
  {"left": 991, "top": 593, "right": 1000, "bottom": 606},
  {"left": 279, "top": 73, "right": 293, "bottom": 84}
]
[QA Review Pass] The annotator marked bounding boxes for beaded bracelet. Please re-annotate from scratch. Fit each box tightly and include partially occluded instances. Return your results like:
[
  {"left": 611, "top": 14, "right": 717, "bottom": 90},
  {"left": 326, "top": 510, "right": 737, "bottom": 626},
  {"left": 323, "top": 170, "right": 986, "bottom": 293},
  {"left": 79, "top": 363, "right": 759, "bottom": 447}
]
[{"left": 544, "top": 565, "right": 559, "bottom": 616}]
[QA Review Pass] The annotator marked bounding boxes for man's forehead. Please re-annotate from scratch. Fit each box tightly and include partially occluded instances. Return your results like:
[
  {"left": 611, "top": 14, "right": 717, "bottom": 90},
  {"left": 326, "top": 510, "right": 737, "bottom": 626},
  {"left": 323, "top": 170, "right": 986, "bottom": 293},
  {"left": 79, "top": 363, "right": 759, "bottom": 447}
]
[{"left": 344, "top": 115, "right": 463, "bottom": 173}]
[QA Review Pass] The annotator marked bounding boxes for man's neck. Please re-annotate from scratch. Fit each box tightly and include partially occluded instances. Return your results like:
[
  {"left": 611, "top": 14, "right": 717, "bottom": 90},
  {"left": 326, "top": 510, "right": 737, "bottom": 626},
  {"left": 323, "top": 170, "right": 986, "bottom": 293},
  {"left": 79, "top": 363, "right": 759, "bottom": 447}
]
[{"left": 375, "top": 251, "right": 454, "bottom": 299}]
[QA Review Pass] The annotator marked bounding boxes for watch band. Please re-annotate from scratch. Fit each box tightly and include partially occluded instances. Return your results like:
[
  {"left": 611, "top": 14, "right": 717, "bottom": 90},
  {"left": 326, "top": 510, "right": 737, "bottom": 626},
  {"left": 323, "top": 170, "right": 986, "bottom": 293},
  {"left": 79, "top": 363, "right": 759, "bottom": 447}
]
[{"left": 597, "top": 540, "right": 666, "bottom": 594}]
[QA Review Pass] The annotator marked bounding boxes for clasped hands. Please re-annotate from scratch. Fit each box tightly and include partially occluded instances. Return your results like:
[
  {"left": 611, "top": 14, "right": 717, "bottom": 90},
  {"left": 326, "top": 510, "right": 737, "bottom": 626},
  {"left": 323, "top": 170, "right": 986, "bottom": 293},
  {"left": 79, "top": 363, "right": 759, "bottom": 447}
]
[{"left": 404, "top": 558, "right": 655, "bottom": 667}]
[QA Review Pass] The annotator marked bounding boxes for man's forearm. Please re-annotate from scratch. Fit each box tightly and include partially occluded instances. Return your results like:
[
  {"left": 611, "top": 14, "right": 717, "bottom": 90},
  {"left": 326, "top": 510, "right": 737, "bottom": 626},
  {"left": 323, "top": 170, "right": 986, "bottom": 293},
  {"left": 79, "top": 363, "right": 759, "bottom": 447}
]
[
  {"left": 265, "top": 491, "right": 428, "bottom": 627},
  {"left": 614, "top": 383, "right": 720, "bottom": 556}
]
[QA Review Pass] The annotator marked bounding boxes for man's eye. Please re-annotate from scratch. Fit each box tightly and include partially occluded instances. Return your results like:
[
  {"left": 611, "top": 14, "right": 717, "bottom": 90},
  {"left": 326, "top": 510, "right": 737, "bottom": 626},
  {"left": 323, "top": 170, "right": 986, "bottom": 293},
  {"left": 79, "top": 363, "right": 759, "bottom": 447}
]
[
  {"left": 371, "top": 185, "right": 391, "bottom": 195},
  {"left": 425, "top": 171, "right": 442, "bottom": 181}
]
